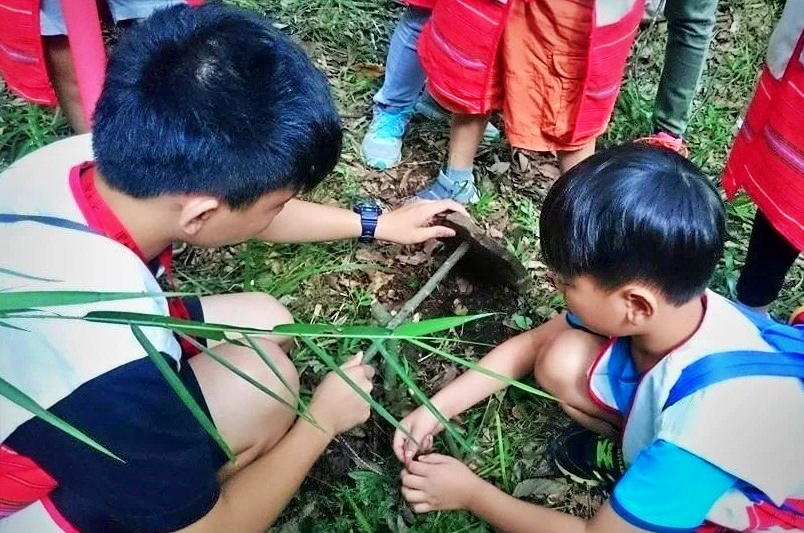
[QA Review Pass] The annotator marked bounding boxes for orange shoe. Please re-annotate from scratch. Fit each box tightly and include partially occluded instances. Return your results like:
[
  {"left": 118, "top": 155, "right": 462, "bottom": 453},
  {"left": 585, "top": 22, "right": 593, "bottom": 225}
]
[
  {"left": 636, "top": 132, "right": 690, "bottom": 158},
  {"left": 789, "top": 305, "right": 804, "bottom": 325}
]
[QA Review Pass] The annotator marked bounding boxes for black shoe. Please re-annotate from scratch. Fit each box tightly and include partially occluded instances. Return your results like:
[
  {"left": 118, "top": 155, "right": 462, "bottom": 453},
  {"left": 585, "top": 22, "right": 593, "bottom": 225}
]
[{"left": 551, "top": 424, "right": 625, "bottom": 489}]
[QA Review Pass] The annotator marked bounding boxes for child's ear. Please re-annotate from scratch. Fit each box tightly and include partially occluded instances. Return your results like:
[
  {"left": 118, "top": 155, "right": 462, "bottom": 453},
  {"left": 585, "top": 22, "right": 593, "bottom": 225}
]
[
  {"left": 621, "top": 285, "right": 656, "bottom": 326},
  {"left": 178, "top": 195, "right": 220, "bottom": 236}
]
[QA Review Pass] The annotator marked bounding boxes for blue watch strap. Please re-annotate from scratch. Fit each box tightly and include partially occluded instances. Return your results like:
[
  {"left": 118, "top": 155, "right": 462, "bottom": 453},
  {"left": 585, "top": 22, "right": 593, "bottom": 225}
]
[{"left": 354, "top": 203, "right": 381, "bottom": 243}]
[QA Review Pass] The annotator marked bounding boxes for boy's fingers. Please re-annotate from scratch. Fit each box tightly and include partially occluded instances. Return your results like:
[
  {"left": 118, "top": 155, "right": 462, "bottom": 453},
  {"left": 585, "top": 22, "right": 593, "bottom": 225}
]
[
  {"left": 400, "top": 486, "right": 429, "bottom": 504},
  {"left": 363, "top": 364, "right": 376, "bottom": 379},
  {"left": 406, "top": 458, "right": 431, "bottom": 475},
  {"left": 392, "top": 432, "right": 406, "bottom": 461},
  {"left": 427, "top": 225, "right": 457, "bottom": 239},
  {"left": 400, "top": 471, "right": 427, "bottom": 490},
  {"left": 424, "top": 434, "right": 433, "bottom": 450},
  {"left": 411, "top": 502, "right": 432, "bottom": 514},
  {"left": 344, "top": 353, "right": 363, "bottom": 367},
  {"left": 416, "top": 453, "right": 445, "bottom": 464},
  {"left": 404, "top": 439, "right": 422, "bottom": 461},
  {"left": 424, "top": 199, "right": 470, "bottom": 218}
]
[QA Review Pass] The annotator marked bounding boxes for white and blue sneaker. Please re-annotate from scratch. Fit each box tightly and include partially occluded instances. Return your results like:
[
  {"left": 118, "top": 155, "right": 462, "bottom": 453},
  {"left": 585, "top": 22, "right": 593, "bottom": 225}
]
[
  {"left": 416, "top": 169, "right": 479, "bottom": 205},
  {"left": 360, "top": 105, "right": 413, "bottom": 170},
  {"left": 414, "top": 92, "right": 501, "bottom": 143}
]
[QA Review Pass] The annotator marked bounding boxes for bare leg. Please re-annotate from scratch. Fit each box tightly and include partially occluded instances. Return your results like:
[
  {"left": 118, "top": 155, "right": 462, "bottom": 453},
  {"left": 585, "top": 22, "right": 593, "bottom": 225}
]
[
  {"left": 43, "top": 35, "right": 89, "bottom": 133},
  {"left": 557, "top": 140, "right": 596, "bottom": 174},
  {"left": 190, "top": 338, "right": 300, "bottom": 482},
  {"left": 193, "top": 292, "right": 299, "bottom": 481},
  {"left": 534, "top": 328, "right": 621, "bottom": 437},
  {"left": 448, "top": 113, "right": 491, "bottom": 170},
  {"left": 200, "top": 292, "right": 294, "bottom": 352}
]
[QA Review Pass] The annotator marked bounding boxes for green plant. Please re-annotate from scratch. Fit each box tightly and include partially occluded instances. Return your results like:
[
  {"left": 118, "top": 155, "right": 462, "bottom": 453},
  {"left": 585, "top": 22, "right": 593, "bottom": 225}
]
[{"left": 1, "top": 288, "right": 553, "bottom": 462}]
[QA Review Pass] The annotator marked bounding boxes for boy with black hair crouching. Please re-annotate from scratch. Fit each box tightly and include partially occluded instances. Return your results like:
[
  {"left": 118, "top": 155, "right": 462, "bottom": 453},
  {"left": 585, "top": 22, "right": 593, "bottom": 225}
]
[
  {"left": 395, "top": 143, "right": 804, "bottom": 532},
  {"left": 0, "top": 4, "right": 468, "bottom": 532}
]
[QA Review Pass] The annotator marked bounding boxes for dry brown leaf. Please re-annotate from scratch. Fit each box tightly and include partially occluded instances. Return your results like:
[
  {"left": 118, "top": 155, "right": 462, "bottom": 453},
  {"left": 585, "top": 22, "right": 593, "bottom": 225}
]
[
  {"left": 537, "top": 162, "right": 561, "bottom": 181},
  {"left": 513, "top": 478, "right": 568, "bottom": 499},
  {"left": 368, "top": 271, "right": 394, "bottom": 293},
  {"left": 488, "top": 226, "right": 504, "bottom": 239},
  {"left": 355, "top": 247, "right": 387, "bottom": 265},
  {"left": 488, "top": 161, "right": 511, "bottom": 175},
  {"left": 516, "top": 151, "right": 530, "bottom": 172},
  {"left": 396, "top": 251, "right": 430, "bottom": 265},
  {"left": 422, "top": 238, "right": 442, "bottom": 256},
  {"left": 351, "top": 62, "right": 385, "bottom": 79}
]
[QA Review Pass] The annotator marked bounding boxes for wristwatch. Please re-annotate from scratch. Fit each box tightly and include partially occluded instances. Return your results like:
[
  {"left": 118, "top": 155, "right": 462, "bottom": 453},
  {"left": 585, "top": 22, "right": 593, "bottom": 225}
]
[{"left": 353, "top": 200, "right": 382, "bottom": 244}]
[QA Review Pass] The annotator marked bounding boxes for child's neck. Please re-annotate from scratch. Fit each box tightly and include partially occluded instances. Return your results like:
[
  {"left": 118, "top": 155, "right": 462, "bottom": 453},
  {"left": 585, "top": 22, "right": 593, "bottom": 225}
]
[
  {"left": 629, "top": 295, "right": 706, "bottom": 372},
  {"left": 95, "top": 172, "right": 177, "bottom": 261}
]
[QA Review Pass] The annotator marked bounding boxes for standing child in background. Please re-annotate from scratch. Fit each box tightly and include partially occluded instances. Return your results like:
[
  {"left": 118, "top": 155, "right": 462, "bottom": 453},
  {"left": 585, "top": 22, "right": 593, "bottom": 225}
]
[
  {"left": 640, "top": 0, "right": 718, "bottom": 155},
  {"left": 723, "top": 1, "right": 804, "bottom": 316},
  {"left": 413, "top": 0, "right": 644, "bottom": 204},
  {"left": 359, "top": 4, "right": 499, "bottom": 170},
  {"left": 0, "top": 0, "right": 184, "bottom": 133},
  {"left": 395, "top": 144, "right": 804, "bottom": 532}
]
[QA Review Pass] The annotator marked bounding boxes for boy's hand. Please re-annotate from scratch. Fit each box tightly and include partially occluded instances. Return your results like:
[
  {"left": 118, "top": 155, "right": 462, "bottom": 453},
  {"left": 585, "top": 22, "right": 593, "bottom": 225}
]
[
  {"left": 400, "top": 454, "right": 482, "bottom": 513},
  {"left": 374, "top": 200, "right": 470, "bottom": 245},
  {"left": 307, "top": 354, "right": 375, "bottom": 436},
  {"left": 392, "top": 406, "right": 444, "bottom": 463}
]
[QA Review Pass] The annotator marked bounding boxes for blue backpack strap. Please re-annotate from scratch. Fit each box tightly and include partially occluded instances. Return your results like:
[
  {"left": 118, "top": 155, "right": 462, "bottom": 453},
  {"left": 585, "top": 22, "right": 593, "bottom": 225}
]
[
  {"left": 663, "top": 350, "right": 804, "bottom": 411},
  {"left": 0, "top": 213, "right": 97, "bottom": 234},
  {"left": 664, "top": 301, "right": 804, "bottom": 411}
]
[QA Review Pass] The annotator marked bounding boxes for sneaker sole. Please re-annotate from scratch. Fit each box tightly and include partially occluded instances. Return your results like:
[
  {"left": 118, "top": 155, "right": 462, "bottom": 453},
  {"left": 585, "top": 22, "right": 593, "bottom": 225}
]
[
  {"left": 360, "top": 149, "right": 401, "bottom": 170},
  {"left": 553, "top": 461, "right": 604, "bottom": 488}
]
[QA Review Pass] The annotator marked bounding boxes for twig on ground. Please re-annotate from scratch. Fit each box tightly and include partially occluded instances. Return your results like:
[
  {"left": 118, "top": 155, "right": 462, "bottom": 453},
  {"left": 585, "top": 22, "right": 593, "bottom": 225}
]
[{"left": 362, "top": 240, "right": 471, "bottom": 363}]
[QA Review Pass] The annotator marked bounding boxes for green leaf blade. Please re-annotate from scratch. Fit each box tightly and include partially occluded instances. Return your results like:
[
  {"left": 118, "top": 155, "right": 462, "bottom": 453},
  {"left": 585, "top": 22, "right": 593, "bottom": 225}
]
[
  {"left": 130, "top": 325, "right": 235, "bottom": 461},
  {"left": 0, "top": 376, "right": 123, "bottom": 462}
]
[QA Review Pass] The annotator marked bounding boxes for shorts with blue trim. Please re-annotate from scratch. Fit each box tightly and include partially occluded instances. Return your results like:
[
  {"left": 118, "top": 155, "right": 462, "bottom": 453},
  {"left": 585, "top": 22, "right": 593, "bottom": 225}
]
[{"left": 40, "top": 0, "right": 185, "bottom": 36}]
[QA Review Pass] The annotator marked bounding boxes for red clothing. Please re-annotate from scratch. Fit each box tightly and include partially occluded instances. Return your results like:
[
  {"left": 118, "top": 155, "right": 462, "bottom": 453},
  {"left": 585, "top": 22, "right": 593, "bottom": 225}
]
[
  {"left": 407, "top": 0, "right": 437, "bottom": 11},
  {"left": 0, "top": 0, "right": 202, "bottom": 107},
  {"left": 723, "top": 32, "right": 804, "bottom": 251},
  {"left": 0, "top": 1, "right": 57, "bottom": 105}
]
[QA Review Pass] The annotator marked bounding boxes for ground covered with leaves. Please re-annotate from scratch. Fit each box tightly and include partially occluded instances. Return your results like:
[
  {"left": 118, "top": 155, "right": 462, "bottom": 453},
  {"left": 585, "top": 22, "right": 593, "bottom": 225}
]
[{"left": 0, "top": 0, "right": 798, "bottom": 531}]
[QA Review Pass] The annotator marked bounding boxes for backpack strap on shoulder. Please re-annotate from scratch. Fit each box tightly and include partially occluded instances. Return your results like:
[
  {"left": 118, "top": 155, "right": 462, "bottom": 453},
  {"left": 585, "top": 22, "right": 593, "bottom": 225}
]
[
  {"left": 663, "top": 350, "right": 804, "bottom": 411},
  {"left": 664, "top": 300, "right": 804, "bottom": 411}
]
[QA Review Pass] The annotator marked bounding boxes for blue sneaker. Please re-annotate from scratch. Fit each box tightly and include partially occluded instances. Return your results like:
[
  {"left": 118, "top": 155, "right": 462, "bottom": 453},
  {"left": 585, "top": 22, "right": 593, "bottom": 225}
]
[
  {"left": 413, "top": 91, "right": 449, "bottom": 122},
  {"left": 416, "top": 170, "right": 479, "bottom": 205},
  {"left": 361, "top": 105, "right": 412, "bottom": 170},
  {"left": 414, "top": 92, "right": 501, "bottom": 143}
]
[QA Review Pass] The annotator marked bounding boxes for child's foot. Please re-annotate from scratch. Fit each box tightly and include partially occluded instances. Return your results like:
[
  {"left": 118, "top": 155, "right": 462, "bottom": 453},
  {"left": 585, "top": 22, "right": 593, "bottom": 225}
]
[
  {"left": 414, "top": 92, "right": 501, "bottom": 143},
  {"left": 416, "top": 169, "right": 479, "bottom": 205},
  {"left": 636, "top": 131, "right": 690, "bottom": 158},
  {"left": 360, "top": 105, "right": 413, "bottom": 170},
  {"left": 551, "top": 424, "right": 625, "bottom": 489}
]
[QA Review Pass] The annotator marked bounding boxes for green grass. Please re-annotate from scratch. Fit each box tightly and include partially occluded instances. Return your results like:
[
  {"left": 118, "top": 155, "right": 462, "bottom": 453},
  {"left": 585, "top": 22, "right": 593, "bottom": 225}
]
[
  {"left": 0, "top": 89, "right": 70, "bottom": 167},
  {"left": 1, "top": 0, "right": 801, "bottom": 531}
]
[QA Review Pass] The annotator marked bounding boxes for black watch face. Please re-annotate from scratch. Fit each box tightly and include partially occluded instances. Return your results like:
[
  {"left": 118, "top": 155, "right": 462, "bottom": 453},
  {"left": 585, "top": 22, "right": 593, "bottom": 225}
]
[{"left": 355, "top": 201, "right": 381, "bottom": 214}]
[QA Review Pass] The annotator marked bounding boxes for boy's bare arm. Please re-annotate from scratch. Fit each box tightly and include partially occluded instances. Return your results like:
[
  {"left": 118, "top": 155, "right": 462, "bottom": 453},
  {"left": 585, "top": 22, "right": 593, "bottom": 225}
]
[
  {"left": 402, "top": 454, "right": 647, "bottom": 533},
  {"left": 466, "top": 482, "right": 647, "bottom": 533},
  {"left": 176, "top": 357, "right": 373, "bottom": 533},
  {"left": 431, "top": 314, "right": 569, "bottom": 416},
  {"left": 256, "top": 198, "right": 468, "bottom": 244},
  {"left": 393, "top": 314, "right": 570, "bottom": 461}
]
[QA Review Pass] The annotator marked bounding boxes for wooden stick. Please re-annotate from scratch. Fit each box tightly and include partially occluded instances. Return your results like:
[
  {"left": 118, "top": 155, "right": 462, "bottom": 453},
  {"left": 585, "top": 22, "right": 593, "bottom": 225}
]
[{"left": 363, "top": 241, "right": 471, "bottom": 363}]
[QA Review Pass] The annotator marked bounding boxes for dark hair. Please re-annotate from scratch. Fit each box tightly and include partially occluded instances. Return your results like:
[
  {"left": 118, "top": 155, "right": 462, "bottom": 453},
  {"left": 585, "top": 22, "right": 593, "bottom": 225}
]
[
  {"left": 539, "top": 143, "right": 727, "bottom": 306},
  {"left": 92, "top": 4, "right": 342, "bottom": 209}
]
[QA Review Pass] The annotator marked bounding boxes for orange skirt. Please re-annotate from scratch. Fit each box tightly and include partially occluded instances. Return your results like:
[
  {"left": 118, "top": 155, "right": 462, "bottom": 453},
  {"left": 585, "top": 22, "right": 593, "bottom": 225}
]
[{"left": 421, "top": 0, "right": 642, "bottom": 152}]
